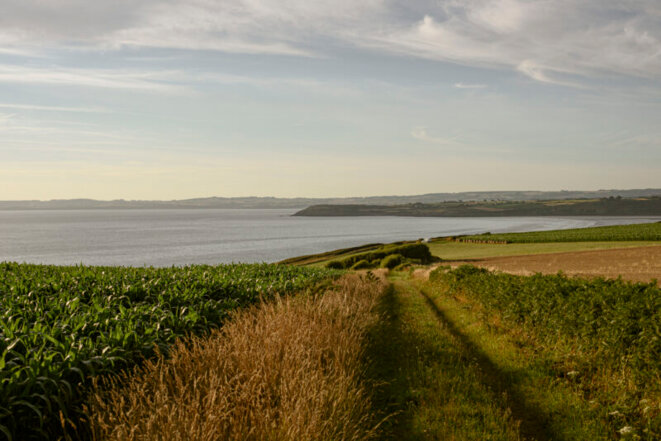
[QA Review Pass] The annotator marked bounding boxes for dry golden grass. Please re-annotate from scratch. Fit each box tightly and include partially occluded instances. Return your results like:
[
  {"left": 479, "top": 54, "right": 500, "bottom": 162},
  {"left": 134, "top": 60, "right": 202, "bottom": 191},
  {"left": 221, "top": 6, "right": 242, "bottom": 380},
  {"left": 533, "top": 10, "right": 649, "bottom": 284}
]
[{"left": 84, "top": 271, "right": 388, "bottom": 441}]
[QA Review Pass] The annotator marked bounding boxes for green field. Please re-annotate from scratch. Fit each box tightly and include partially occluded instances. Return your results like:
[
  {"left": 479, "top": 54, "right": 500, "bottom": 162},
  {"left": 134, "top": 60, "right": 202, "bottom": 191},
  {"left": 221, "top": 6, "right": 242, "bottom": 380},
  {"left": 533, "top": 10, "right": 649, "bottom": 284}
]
[
  {"left": 430, "top": 267, "right": 660, "bottom": 439},
  {"left": 0, "top": 262, "right": 337, "bottom": 440},
  {"left": 281, "top": 223, "right": 661, "bottom": 267},
  {"left": 366, "top": 268, "right": 660, "bottom": 440},
  {"left": 456, "top": 221, "right": 661, "bottom": 243}
]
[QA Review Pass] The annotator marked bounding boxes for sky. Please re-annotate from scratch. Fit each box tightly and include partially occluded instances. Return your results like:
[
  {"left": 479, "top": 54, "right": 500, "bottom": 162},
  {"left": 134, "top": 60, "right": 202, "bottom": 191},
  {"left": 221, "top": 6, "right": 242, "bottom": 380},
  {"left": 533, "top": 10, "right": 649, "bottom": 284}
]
[{"left": 1, "top": 0, "right": 660, "bottom": 200}]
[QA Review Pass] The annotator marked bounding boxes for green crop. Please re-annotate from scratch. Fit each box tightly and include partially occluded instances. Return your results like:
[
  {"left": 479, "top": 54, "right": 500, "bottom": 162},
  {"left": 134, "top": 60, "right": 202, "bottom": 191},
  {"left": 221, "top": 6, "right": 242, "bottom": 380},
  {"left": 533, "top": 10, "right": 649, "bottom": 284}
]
[
  {"left": 430, "top": 266, "right": 661, "bottom": 439},
  {"left": 0, "top": 262, "right": 338, "bottom": 440},
  {"left": 456, "top": 221, "right": 661, "bottom": 243}
]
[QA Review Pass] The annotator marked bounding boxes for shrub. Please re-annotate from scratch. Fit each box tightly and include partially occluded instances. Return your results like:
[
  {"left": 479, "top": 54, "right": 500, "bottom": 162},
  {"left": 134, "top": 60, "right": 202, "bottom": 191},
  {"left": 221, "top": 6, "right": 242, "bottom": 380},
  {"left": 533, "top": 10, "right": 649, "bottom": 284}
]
[
  {"left": 336, "top": 243, "right": 433, "bottom": 269},
  {"left": 380, "top": 254, "right": 403, "bottom": 269},
  {"left": 326, "top": 260, "right": 344, "bottom": 269},
  {"left": 392, "top": 243, "right": 433, "bottom": 261},
  {"left": 350, "top": 260, "right": 372, "bottom": 270}
]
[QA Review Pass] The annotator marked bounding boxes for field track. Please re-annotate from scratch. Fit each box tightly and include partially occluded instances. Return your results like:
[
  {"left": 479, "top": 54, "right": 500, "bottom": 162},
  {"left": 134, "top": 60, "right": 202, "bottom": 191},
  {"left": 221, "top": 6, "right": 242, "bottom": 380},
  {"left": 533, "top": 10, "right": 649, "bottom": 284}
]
[{"left": 450, "top": 245, "right": 661, "bottom": 284}]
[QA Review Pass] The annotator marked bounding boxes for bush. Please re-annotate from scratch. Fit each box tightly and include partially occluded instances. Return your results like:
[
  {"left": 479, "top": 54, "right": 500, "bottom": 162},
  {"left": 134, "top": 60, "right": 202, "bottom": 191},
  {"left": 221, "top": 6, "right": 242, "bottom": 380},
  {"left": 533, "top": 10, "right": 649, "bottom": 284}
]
[
  {"left": 336, "top": 243, "right": 433, "bottom": 269},
  {"left": 350, "top": 260, "right": 372, "bottom": 270},
  {"left": 326, "top": 260, "right": 344, "bottom": 269},
  {"left": 380, "top": 254, "right": 403, "bottom": 269},
  {"left": 392, "top": 243, "right": 433, "bottom": 261}
]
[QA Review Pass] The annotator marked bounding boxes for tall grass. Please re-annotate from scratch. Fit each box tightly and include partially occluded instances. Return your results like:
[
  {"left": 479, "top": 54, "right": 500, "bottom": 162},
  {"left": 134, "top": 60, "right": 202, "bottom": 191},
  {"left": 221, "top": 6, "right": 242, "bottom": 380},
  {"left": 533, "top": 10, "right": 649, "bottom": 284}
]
[{"left": 84, "top": 272, "right": 387, "bottom": 441}]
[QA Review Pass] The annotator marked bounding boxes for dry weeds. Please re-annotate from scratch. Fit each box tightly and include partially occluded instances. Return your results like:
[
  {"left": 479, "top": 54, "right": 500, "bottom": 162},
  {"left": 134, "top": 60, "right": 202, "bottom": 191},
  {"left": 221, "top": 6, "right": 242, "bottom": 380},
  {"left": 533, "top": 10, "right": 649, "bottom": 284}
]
[{"left": 84, "top": 272, "right": 388, "bottom": 441}]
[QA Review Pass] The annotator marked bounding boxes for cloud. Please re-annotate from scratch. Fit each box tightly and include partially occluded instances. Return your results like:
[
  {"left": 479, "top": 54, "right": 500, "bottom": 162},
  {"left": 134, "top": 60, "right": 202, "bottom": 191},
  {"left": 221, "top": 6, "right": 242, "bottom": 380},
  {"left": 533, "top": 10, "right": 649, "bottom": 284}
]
[
  {"left": 605, "top": 132, "right": 661, "bottom": 150},
  {"left": 411, "top": 127, "right": 459, "bottom": 145},
  {"left": 516, "top": 60, "right": 583, "bottom": 87},
  {"left": 454, "top": 82, "right": 487, "bottom": 89},
  {"left": 1, "top": 1, "right": 660, "bottom": 86},
  {"left": 0, "top": 112, "right": 14, "bottom": 124},
  {"left": 0, "top": 65, "right": 185, "bottom": 91},
  {"left": 0, "top": 0, "right": 384, "bottom": 56},
  {"left": 411, "top": 126, "right": 514, "bottom": 154},
  {"left": 0, "top": 103, "right": 108, "bottom": 113},
  {"left": 371, "top": 2, "right": 661, "bottom": 85}
]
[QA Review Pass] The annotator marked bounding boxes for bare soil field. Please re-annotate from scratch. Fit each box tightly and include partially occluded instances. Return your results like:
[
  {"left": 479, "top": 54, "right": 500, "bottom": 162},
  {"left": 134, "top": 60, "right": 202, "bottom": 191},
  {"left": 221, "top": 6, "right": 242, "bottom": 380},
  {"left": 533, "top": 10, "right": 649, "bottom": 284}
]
[{"left": 451, "top": 245, "right": 661, "bottom": 284}]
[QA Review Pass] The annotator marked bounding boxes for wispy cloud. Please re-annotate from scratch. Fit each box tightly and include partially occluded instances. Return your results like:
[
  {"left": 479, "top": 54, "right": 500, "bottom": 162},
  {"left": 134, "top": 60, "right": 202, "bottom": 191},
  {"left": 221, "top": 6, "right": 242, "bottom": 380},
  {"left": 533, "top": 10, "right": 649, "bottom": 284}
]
[
  {"left": 0, "top": 47, "right": 35, "bottom": 57},
  {"left": 411, "top": 126, "right": 513, "bottom": 154},
  {"left": 515, "top": 60, "right": 585, "bottom": 88},
  {"left": 0, "top": 64, "right": 360, "bottom": 96},
  {"left": 2, "top": 1, "right": 660, "bottom": 86},
  {"left": 0, "top": 103, "right": 108, "bottom": 113},
  {"left": 371, "top": 2, "right": 661, "bottom": 86},
  {"left": 411, "top": 127, "right": 459, "bottom": 146},
  {"left": 605, "top": 132, "right": 661, "bottom": 150},
  {"left": 454, "top": 82, "right": 487, "bottom": 89},
  {"left": 0, "top": 65, "right": 185, "bottom": 92}
]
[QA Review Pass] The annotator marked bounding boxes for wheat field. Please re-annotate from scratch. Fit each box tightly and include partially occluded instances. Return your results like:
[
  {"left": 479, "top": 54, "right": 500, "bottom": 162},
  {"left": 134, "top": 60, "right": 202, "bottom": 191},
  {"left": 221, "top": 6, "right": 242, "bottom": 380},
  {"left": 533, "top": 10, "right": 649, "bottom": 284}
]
[{"left": 84, "top": 271, "right": 387, "bottom": 441}]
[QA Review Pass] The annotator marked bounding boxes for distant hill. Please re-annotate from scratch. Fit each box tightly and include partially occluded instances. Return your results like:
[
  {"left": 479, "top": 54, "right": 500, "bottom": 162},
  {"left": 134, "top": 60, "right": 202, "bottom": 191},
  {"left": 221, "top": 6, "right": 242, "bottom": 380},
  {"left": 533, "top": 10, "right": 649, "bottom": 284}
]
[
  {"left": 1, "top": 189, "right": 660, "bottom": 210},
  {"left": 294, "top": 196, "right": 661, "bottom": 217}
]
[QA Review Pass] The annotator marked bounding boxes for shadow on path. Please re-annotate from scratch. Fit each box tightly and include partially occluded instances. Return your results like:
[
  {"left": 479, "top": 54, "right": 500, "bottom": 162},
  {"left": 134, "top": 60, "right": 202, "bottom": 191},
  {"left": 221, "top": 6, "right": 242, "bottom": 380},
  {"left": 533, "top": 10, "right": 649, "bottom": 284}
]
[
  {"left": 419, "top": 285, "right": 563, "bottom": 441},
  {"left": 364, "top": 284, "right": 423, "bottom": 441}
]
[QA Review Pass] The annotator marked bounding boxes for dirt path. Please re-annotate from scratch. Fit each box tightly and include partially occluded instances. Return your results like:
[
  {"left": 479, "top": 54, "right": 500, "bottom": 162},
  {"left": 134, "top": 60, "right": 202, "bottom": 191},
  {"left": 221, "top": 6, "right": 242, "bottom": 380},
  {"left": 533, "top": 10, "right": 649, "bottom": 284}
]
[{"left": 450, "top": 245, "right": 661, "bottom": 284}]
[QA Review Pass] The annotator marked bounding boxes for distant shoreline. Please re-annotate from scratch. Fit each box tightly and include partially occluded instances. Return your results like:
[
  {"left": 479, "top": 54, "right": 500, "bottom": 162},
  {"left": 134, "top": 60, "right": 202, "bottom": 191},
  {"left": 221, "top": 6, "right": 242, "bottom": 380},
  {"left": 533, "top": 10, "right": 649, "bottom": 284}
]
[
  {"left": 1, "top": 189, "right": 660, "bottom": 210},
  {"left": 294, "top": 196, "right": 661, "bottom": 217}
]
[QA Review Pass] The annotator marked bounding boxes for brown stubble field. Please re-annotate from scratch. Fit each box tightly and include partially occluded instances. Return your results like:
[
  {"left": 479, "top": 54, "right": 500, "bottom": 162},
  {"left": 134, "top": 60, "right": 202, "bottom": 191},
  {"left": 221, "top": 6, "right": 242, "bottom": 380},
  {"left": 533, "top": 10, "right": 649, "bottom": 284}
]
[{"left": 450, "top": 245, "right": 661, "bottom": 285}]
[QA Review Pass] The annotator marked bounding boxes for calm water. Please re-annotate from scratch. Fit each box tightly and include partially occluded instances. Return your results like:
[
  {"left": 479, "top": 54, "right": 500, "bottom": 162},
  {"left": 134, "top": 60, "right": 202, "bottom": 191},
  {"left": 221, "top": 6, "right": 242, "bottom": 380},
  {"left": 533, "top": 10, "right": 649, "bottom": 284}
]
[{"left": 1, "top": 209, "right": 659, "bottom": 266}]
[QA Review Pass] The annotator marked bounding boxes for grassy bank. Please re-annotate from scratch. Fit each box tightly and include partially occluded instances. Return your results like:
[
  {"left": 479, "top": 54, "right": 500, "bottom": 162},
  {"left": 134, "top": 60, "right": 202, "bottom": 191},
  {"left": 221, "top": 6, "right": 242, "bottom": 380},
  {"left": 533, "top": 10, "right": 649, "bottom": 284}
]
[{"left": 0, "top": 263, "right": 337, "bottom": 440}]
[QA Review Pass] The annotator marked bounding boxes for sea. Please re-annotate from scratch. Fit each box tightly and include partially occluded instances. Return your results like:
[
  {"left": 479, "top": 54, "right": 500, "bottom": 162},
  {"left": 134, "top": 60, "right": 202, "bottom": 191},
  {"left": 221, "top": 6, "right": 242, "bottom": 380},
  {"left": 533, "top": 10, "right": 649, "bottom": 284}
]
[{"left": 1, "top": 209, "right": 659, "bottom": 267}]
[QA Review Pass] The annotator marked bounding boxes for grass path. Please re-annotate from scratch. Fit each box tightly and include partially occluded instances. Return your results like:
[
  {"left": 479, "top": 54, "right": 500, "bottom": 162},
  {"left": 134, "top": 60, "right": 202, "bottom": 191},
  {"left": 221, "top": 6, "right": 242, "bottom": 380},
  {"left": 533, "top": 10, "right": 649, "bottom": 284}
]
[{"left": 367, "top": 272, "right": 610, "bottom": 440}]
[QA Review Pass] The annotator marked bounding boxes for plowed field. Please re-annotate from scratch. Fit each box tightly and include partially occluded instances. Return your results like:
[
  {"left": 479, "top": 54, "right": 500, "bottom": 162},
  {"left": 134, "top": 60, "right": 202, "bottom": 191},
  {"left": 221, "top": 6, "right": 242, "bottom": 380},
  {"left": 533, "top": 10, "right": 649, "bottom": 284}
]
[{"left": 452, "top": 245, "right": 661, "bottom": 284}]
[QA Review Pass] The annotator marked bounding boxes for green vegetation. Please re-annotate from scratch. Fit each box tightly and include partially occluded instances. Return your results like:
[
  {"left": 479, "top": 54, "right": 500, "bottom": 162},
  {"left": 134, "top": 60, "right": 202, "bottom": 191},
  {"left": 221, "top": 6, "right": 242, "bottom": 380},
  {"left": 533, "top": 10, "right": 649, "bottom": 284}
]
[
  {"left": 278, "top": 243, "right": 383, "bottom": 266},
  {"left": 427, "top": 240, "right": 661, "bottom": 260},
  {"left": 351, "top": 259, "right": 372, "bottom": 270},
  {"left": 456, "top": 221, "right": 661, "bottom": 243},
  {"left": 0, "top": 262, "right": 337, "bottom": 441},
  {"left": 280, "top": 224, "right": 661, "bottom": 268},
  {"left": 325, "top": 243, "right": 434, "bottom": 270},
  {"left": 429, "top": 266, "right": 660, "bottom": 439},
  {"left": 379, "top": 254, "right": 403, "bottom": 269},
  {"left": 295, "top": 196, "right": 661, "bottom": 217},
  {"left": 366, "top": 277, "right": 524, "bottom": 440},
  {"left": 367, "top": 269, "right": 659, "bottom": 440}
]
